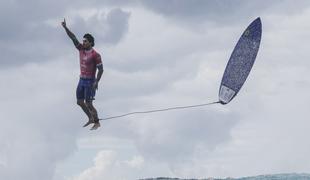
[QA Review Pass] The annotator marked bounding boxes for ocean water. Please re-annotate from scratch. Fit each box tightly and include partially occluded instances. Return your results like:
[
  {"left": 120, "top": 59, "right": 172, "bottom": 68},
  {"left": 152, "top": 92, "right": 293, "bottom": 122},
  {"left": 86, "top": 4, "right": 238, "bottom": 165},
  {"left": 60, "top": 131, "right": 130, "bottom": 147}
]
[{"left": 140, "top": 173, "right": 310, "bottom": 180}]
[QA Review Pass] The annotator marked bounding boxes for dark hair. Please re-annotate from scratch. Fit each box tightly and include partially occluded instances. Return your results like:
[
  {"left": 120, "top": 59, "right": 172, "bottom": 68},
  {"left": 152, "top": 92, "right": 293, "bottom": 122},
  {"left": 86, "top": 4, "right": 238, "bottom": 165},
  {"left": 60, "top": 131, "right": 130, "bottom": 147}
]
[{"left": 83, "top": 33, "right": 95, "bottom": 47}]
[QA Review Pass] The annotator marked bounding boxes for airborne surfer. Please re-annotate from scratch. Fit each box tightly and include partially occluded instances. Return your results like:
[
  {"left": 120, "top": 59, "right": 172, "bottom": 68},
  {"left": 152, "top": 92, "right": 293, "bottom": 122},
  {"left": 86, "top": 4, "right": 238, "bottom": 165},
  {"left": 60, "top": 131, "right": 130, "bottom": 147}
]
[{"left": 61, "top": 18, "right": 104, "bottom": 130}]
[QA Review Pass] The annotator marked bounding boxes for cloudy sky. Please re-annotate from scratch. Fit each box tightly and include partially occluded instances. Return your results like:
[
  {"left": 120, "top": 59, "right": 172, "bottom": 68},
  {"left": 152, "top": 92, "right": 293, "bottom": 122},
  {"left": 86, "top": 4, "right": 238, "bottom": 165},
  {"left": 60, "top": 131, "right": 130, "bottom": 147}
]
[{"left": 1, "top": 0, "right": 310, "bottom": 180}]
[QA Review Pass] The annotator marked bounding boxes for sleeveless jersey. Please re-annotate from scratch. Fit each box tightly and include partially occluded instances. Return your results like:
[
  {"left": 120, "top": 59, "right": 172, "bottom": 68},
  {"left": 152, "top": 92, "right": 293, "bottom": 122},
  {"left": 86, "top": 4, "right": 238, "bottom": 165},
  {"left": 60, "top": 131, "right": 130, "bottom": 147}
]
[{"left": 77, "top": 44, "right": 102, "bottom": 79}]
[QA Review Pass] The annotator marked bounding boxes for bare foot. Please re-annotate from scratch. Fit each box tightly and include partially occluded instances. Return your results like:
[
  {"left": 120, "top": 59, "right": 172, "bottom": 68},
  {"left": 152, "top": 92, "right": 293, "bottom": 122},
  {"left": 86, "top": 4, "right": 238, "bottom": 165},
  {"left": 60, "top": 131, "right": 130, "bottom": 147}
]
[
  {"left": 83, "top": 118, "right": 95, "bottom": 127},
  {"left": 90, "top": 122, "right": 101, "bottom": 130}
]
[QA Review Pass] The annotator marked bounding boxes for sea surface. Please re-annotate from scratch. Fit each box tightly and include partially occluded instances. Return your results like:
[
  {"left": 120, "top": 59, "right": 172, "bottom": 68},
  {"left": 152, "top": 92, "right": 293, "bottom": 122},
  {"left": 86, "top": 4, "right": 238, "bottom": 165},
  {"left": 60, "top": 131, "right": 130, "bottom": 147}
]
[{"left": 140, "top": 173, "right": 310, "bottom": 180}]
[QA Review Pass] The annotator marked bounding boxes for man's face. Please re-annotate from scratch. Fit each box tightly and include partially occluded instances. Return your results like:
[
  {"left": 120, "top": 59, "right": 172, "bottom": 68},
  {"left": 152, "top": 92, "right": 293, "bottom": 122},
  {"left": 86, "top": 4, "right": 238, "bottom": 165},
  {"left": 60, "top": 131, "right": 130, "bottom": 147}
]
[{"left": 82, "top": 38, "right": 92, "bottom": 49}]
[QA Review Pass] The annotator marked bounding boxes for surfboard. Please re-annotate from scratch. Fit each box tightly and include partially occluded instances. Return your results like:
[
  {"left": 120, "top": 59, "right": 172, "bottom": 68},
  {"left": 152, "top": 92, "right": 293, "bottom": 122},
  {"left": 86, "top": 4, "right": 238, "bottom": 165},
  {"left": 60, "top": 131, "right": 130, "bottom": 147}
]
[{"left": 219, "top": 17, "right": 262, "bottom": 104}]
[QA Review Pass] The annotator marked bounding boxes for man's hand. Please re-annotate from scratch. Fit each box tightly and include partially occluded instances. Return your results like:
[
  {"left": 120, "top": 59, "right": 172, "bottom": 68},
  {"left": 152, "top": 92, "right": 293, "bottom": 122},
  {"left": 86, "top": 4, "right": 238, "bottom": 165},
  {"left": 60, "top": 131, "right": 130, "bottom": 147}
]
[
  {"left": 93, "top": 81, "right": 99, "bottom": 90},
  {"left": 61, "top": 18, "right": 66, "bottom": 28}
]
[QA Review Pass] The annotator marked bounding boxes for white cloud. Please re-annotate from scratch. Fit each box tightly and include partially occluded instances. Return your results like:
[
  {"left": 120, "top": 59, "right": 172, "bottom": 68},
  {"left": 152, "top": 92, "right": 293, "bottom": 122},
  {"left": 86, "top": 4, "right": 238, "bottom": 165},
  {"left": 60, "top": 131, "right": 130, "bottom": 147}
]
[
  {"left": 70, "top": 150, "right": 145, "bottom": 180},
  {"left": 124, "top": 155, "right": 144, "bottom": 168},
  {"left": 72, "top": 150, "right": 117, "bottom": 180},
  {"left": 0, "top": 59, "right": 80, "bottom": 180}
]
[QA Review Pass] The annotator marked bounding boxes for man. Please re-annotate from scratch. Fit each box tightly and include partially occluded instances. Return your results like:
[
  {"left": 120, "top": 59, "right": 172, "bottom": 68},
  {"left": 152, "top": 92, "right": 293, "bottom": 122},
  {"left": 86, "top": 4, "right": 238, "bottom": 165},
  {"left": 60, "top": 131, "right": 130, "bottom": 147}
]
[{"left": 61, "top": 18, "right": 104, "bottom": 130}]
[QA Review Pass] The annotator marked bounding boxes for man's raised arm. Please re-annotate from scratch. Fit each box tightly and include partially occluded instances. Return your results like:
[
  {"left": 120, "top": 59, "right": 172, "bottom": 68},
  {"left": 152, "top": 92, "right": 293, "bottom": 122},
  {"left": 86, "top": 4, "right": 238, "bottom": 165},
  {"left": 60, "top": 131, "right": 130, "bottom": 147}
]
[{"left": 61, "top": 18, "right": 80, "bottom": 48}]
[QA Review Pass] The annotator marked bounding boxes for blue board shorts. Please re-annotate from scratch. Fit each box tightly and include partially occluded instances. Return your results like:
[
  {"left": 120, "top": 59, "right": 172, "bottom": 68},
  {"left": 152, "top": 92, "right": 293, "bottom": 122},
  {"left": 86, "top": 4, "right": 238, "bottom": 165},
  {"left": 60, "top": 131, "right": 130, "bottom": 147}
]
[{"left": 76, "top": 78, "right": 96, "bottom": 102}]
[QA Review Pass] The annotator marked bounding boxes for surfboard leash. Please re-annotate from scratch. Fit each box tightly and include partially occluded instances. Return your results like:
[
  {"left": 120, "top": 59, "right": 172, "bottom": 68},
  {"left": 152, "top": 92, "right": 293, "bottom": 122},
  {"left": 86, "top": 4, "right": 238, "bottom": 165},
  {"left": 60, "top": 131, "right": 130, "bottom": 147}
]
[{"left": 99, "top": 101, "right": 221, "bottom": 121}]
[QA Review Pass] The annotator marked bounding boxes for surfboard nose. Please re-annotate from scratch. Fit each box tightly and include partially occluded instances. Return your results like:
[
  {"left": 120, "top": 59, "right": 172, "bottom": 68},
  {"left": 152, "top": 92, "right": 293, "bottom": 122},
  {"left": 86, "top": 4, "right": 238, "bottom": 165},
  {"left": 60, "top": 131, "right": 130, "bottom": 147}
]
[{"left": 244, "top": 17, "right": 262, "bottom": 40}]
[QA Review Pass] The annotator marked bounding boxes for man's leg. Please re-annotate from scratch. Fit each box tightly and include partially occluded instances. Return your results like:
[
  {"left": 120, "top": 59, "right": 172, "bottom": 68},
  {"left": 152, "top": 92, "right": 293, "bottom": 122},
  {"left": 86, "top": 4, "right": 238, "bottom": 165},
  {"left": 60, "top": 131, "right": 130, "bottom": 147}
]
[
  {"left": 86, "top": 101, "right": 100, "bottom": 130},
  {"left": 77, "top": 99, "right": 94, "bottom": 127}
]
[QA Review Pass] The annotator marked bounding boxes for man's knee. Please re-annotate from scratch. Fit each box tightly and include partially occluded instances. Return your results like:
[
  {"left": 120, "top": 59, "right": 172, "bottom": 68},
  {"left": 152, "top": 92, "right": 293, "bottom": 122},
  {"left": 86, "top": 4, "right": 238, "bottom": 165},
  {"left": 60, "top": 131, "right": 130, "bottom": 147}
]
[
  {"left": 77, "top": 100, "right": 85, "bottom": 106},
  {"left": 85, "top": 101, "right": 93, "bottom": 109}
]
